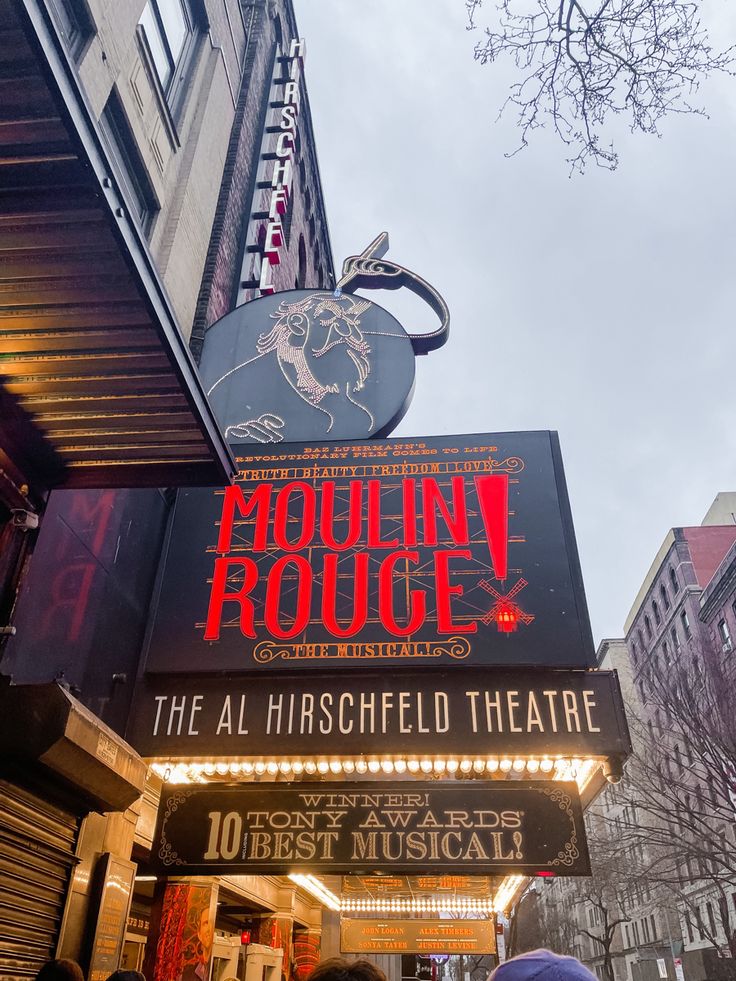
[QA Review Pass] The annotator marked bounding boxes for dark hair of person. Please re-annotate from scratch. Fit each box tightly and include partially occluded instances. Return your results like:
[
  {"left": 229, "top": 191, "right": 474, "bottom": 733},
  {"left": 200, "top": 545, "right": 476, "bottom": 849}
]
[
  {"left": 307, "top": 958, "right": 387, "bottom": 981},
  {"left": 106, "top": 972, "right": 147, "bottom": 981},
  {"left": 35, "top": 960, "right": 85, "bottom": 981}
]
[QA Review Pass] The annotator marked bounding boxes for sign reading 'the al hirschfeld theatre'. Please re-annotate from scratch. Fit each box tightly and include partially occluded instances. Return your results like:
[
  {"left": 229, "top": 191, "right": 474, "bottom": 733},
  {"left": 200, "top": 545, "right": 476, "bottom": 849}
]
[
  {"left": 151, "top": 781, "right": 590, "bottom": 876},
  {"left": 145, "top": 431, "right": 594, "bottom": 673},
  {"left": 128, "top": 668, "right": 629, "bottom": 758}
]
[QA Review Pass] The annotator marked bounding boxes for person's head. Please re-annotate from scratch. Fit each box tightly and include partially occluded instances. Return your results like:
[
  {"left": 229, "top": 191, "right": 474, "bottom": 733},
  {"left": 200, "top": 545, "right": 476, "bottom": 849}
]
[
  {"left": 35, "top": 960, "right": 85, "bottom": 981},
  {"left": 106, "top": 972, "right": 146, "bottom": 981},
  {"left": 307, "top": 958, "right": 387, "bottom": 981},
  {"left": 491, "top": 950, "right": 598, "bottom": 981}
]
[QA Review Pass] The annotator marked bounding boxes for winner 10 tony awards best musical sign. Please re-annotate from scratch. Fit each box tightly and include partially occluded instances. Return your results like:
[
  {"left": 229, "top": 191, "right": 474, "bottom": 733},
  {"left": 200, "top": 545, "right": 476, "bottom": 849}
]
[{"left": 151, "top": 782, "right": 590, "bottom": 876}]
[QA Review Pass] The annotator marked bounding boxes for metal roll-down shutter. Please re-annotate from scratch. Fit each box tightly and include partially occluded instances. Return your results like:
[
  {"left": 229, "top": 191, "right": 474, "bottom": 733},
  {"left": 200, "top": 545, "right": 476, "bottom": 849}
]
[{"left": 0, "top": 780, "right": 80, "bottom": 980}]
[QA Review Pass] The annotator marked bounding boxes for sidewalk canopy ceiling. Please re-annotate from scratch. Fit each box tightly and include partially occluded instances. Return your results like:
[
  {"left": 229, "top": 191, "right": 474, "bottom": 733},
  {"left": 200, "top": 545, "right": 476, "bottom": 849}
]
[{"left": 0, "top": 0, "right": 236, "bottom": 493}]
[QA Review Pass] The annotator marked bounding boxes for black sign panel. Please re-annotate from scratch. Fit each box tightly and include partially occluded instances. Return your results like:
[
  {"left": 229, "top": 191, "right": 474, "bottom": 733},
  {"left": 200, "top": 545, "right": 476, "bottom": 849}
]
[
  {"left": 144, "top": 432, "right": 594, "bottom": 673},
  {"left": 127, "top": 668, "right": 630, "bottom": 759},
  {"left": 150, "top": 781, "right": 590, "bottom": 875}
]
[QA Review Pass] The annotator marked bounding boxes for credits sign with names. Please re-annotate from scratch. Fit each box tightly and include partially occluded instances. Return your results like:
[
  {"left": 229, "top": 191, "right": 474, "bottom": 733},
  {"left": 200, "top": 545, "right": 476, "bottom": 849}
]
[{"left": 340, "top": 918, "right": 497, "bottom": 955}]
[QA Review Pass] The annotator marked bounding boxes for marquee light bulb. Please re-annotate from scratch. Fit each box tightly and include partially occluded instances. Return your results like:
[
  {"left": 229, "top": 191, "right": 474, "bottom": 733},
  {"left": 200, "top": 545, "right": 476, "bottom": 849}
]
[
  {"left": 267, "top": 761, "right": 279, "bottom": 775},
  {"left": 242, "top": 761, "right": 254, "bottom": 774},
  {"left": 343, "top": 759, "right": 355, "bottom": 773},
  {"left": 513, "top": 759, "right": 525, "bottom": 772},
  {"left": 434, "top": 760, "right": 446, "bottom": 773},
  {"left": 381, "top": 760, "right": 394, "bottom": 774},
  {"left": 329, "top": 760, "right": 342, "bottom": 774},
  {"left": 540, "top": 758, "right": 554, "bottom": 772},
  {"left": 487, "top": 758, "right": 499, "bottom": 772},
  {"left": 527, "top": 759, "right": 540, "bottom": 773},
  {"left": 356, "top": 759, "right": 368, "bottom": 774},
  {"left": 500, "top": 758, "right": 513, "bottom": 772},
  {"left": 203, "top": 762, "right": 216, "bottom": 776},
  {"left": 292, "top": 761, "right": 304, "bottom": 774},
  {"left": 216, "top": 762, "right": 229, "bottom": 776},
  {"left": 279, "top": 761, "right": 292, "bottom": 774},
  {"left": 473, "top": 759, "right": 485, "bottom": 773},
  {"left": 420, "top": 759, "right": 433, "bottom": 773},
  {"left": 407, "top": 759, "right": 420, "bottom": 773},
  {"left": 446, "top": 759, "right": 459, "bottom": 773},
  {"left": 305, "top": 761, "right": 317, "bottom": 774},
  {"left": 255, "top": 761, "right": 266, "bottom": 775},
  {"left": 368, "top": 760, "right": 381, "bottom": 774},
  {"left": 460, "top": 759, "right": 472, "bottom": 773}
]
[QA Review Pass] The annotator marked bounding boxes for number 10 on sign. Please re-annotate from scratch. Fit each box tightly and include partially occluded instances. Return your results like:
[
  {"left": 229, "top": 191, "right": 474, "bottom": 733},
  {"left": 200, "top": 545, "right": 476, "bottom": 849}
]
[{"left": 204, "top": 811, "right": 245, "bottom": 861}]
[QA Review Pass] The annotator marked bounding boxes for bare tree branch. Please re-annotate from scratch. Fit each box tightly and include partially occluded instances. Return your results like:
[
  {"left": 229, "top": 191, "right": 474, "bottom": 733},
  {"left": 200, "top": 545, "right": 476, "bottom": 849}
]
[{"left": 465, "top": 0, "right": 736, "bottom": 172}]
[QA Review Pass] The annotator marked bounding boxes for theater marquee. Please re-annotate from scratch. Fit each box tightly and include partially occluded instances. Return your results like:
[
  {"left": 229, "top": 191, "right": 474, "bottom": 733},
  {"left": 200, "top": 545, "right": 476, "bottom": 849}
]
[
  {"left": 144, "top": 432, "right": 594, "bottom": 673},
  {"left": 150, "top": 781, "right": 590, "bottom": 876},
  {"left": 127, "top": 668, "right": 629, "bottom": 759}
]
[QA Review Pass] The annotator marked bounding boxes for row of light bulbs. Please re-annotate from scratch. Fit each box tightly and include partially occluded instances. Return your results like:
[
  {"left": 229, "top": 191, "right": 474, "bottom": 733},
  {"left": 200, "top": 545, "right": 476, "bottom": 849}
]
[
  {"left": 150, "top": 756, "right": 595, "bottom": 783},
  {"left": 340, "top": 898, "right": 495, "bottom": 912},
  {"left": 288, "top": 871, "right": 525, "bottom": 916}
]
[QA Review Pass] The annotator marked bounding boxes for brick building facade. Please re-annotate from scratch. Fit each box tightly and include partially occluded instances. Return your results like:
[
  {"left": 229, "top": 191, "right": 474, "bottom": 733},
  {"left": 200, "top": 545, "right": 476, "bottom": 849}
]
[
  {"left": 534, "top": 498, "right": 736, "bottom": 981},
  {"left": 0, "top": 1, "right": 335, "bottom": 978}
]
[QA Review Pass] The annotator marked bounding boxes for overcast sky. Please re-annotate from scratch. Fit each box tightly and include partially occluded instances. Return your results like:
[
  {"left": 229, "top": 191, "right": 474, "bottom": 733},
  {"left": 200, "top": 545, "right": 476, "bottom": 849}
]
[{"left": 293, "top": 0, "right": 736, "bottom": 643}]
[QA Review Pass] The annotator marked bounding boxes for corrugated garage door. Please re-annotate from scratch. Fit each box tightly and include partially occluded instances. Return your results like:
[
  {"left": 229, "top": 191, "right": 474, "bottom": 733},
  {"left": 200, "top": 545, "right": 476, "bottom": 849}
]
[{"left": 0, "top": 780, "right": 80, "bottom": 980}]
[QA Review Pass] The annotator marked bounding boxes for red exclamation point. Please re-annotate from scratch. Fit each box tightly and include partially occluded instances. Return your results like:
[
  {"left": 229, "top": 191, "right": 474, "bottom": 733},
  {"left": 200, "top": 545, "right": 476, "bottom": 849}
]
[{"left": 474, "top": 475, "right": 508, "bottom": 580}]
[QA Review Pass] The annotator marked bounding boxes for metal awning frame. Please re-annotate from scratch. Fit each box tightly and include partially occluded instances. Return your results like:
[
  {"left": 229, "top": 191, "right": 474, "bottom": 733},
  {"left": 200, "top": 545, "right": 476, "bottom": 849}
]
[{"left": 13, "top": 0, "right": 236, "bottom": 489}]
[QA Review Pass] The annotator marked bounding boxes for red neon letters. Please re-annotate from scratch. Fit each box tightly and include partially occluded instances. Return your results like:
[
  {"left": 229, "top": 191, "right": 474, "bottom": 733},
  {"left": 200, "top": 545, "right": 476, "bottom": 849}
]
[{"left": 204, "top": 475, "right": 508, "bottom": 641}]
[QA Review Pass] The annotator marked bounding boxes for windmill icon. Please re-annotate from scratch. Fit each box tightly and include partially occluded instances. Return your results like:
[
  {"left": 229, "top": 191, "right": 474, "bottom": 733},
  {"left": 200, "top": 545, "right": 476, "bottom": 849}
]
[{"left": 478, "top": 577, "right": 534, "bottom": 633}]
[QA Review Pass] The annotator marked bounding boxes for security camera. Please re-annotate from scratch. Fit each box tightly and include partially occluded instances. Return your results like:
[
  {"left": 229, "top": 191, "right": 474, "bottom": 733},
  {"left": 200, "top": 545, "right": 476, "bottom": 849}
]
[
  {"left": 11, "top": 509, "right": 39, "bottom": 531},
  {"left": 603, "top": 759, "right": 624, "bottom": 784}
]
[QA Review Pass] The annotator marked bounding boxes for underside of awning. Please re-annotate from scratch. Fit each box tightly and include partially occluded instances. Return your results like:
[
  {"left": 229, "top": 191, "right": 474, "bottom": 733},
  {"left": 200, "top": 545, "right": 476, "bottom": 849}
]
[{"left": 0, "top": 0, "right": 236, "bottom": 494}]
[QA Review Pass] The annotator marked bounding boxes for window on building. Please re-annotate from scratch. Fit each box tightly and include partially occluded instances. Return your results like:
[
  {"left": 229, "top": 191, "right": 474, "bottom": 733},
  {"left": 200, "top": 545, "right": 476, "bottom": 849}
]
[
  {"left": 631, "top": 641, "right": 638, "bottom": 665},
  {"left": 633, "top": 921, "right": 640, "bottom": 945},
  {"left": 653, "top": 600, "right": 661, "bottom": 625},
  {"left": 100, "top": 93, "right": 157, "bottom": 233},
  {"left": 138, "top": 0, "right": 196, "bottom": 112},
  {"left": 638, "top": 628, "right": 645, "bottom": 651},
  {"left": 719, "top": 898, "right": 729, "bottom": 937},
  {"left": 297, "top": 233, "right": 307, "bottom": 288},
  {"left": 718, "top": 619, "right": 732, "bottom": 650},
  {"left": 625, "top": 925, "right": 631, "bottom": 948},
  {"left": 680, "top": 610, "right": 691, "bottom": 640},
  {"left": 650, "top": 914, "right": 657, "bottom": 940},
  {"left": 660, "top": 582, "right": 670, "bottom": 610},
  {"left": 644, "top": 614, "right": 653, "bottom": 639},
  {"left": 674, "top": 744, "right": 682, "bottom": 773},
  {"left": 706, "top": 902, "right": 717, "bottom": 937},
  {"left": 685, "top": 914, "right": 694, "bottom": 944},
  {"left": 662, "top": 640, "right": 669, "bottom": 663},
  {"left": 670, "top": 566, "right": 679, "bottom": 594},
  {"left": 49, "top": 0, "right": 93, "bottom": 59},
  {"left": 671, "top": 625, "right": 680, "bottom": 651},
  {"left": 642, "top": 918, "right": 650, "bottom": 942}
]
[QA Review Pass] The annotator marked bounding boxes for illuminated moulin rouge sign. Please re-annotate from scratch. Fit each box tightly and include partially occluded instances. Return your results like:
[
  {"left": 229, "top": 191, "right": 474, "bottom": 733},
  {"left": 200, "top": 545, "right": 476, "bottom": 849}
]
[
  {"left": 204, "top": 468, "right": 509, "bottom": 643},
  {"left": 144, "top": 432, "right": 595, "bottom": 673}
]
